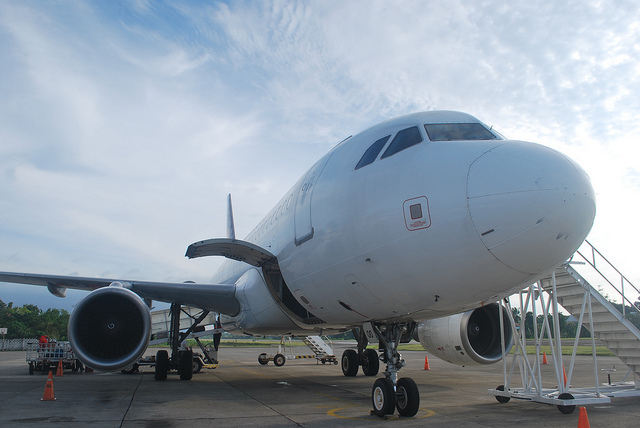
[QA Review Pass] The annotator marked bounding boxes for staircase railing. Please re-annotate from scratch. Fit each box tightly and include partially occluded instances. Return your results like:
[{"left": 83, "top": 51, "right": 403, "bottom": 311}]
[{"left": 573, "top": 240, "right": 640, "bottom": 319}]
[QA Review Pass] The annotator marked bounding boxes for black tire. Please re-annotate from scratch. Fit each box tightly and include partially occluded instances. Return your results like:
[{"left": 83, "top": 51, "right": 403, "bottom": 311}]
[
  {"left": 361, "top": 349, "right": 379, "bottom": 376},
  {"left": 29, "top": 363, "right": 34, "bottom": 375},
  {"left": 557, "top": 392, "right": 575, "bottom": 414},
  {"left": 495, "top": 385, "right": 510, "bottom": 403},
  {"left": 179, "top": 350, "right": 193, "bottom": 380},
  {"left": 396, "top": 377, "right": 420, "bottom": 417},
  {"left": 372, "top": 378, "right": 396, "bottom": 417},
  {"left": 192, "top": 358, "right": 203, "bottom": 374},
  {"left": 155, "top": 350, "right": 169, "bottom": 381},
  {"left": 121, "top": 363, "right": 139, "bottom": 375},
  {"left": 341, "top": 349, "right": 359, "bottom": 377},
  {"left": 273, "top": 353, "right": 286, "bottom": 367},
  {"left": 258, "top": 353, "right": 269, "bottom": 365}
]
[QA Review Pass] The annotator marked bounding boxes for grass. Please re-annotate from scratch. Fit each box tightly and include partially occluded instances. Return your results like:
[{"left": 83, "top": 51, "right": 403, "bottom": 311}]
[
  {"left": 519, "top": 345, "right": 614, "bottom": 357},
  {"left": 154, "top": 339, "right": 615, "bottom": 357}
]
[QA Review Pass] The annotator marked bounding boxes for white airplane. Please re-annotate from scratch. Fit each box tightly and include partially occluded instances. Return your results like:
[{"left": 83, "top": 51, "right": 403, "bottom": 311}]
[{"left": 0, "top": 111, "right": 596, "bottom": 417}]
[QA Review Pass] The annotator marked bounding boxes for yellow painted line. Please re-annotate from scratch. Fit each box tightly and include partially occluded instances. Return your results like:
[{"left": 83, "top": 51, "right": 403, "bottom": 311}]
[
  {"left": 327, "top": 407, "right": 436, "bottom": 421},
  {"left": 237, "top": 364, "right": 437, "bottom": 421},
  {"left": 238, "top": 367, "right": 277, "bottom": 379}
]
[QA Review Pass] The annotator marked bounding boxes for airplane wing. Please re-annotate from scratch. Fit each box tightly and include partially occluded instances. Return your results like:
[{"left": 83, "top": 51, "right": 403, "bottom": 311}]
[
  {"left": 0, "top": 238, "right": 278, "bottom": 317},
  {"left": 0, "top": 271, "right": 240, "bottom": 316}
]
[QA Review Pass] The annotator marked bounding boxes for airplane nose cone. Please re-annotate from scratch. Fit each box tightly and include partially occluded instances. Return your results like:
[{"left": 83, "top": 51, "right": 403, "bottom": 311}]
[{"left": 467, "top": 141, "right": 596, "bottom": 275}]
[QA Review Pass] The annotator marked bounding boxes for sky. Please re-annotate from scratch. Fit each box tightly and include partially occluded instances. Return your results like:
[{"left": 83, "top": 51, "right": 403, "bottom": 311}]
[{"left": 1, "top": 0, "right": 639, "bottom": 312}]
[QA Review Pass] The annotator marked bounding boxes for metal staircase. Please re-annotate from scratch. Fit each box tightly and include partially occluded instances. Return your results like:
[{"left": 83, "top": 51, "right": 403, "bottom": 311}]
[
  {"left": 489, "top": 240, "right": 640, "bottom": 413},
  {"left": 538, "top": 241, "right": 640, "bottom": 377},
  {"left": 301, "top": 335, "right": 335, "bottom": 360}
]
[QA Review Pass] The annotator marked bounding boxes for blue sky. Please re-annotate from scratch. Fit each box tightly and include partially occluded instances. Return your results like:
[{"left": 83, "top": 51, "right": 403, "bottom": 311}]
[{"left": 1, "top": 0, "right": 640, "bottom": 311}]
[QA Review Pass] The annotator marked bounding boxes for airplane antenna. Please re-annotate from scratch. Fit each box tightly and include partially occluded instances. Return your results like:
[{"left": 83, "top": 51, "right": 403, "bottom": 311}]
[{"left": 227, "top": 194, "right": 236, "bottom": 240}]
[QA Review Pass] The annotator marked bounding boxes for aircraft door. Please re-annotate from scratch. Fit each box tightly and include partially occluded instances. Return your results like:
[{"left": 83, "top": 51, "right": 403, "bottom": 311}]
[{"left": 294, "top": 154, "right": 331, "bottom": 245}]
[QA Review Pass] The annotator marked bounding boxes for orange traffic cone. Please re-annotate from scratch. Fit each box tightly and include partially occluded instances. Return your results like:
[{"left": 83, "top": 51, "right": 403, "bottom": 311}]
[
  {"left": 577, "top": 406, "right": 590, "bottom": 428},
  {"left": 542, "top": 352, "right": 548, "bottom": 365},
  {"left": 41, "top": 370, "right": 56, "bottom": 401},
  {"left": 55, "top": 359, "right": 63, "bottom": 377},
  {"left": 563, "top": 365, "right": 568, "bottom": 387},
  {"left": 423, "top": 355, "right": 431, "bottom": 371}
]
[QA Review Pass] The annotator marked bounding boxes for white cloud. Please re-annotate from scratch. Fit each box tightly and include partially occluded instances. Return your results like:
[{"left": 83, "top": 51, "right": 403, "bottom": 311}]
[{"left": 1, "top": 0, "right": 640, "bottom": 309}]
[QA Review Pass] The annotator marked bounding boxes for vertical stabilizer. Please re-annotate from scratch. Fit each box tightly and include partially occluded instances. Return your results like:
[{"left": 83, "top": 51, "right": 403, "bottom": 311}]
[{"left": 227, "top": 194, "right": 236, "bottom": 240}]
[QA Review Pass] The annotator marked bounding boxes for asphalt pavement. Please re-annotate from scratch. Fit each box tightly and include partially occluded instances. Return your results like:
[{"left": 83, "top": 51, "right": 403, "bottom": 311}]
[{"left": 1, "top": 343, "right": 639, "bottom": 427}]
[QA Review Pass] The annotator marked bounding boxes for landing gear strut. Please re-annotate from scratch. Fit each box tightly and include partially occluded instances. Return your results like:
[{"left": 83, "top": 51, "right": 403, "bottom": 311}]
[
  {"left": 154, "top": 303, "right": 220, "bottom": 381},
  {"left": 340, "top": 322, "right": 419, "bottom": 417},
  {"left": 367, "top": 322, "right": 419, "bottom": 417},
  {"left": 341, "top": 326, "right": 380, "bottom": 377}
]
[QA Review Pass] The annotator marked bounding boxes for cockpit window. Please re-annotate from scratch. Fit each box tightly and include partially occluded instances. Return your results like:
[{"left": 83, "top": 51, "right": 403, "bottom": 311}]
[
  {"left": 424, "top": 123, "right": 499, "bottom": 141},
  {"left": 355, "top": 135, "right": 391, "bottom": 170},
  {"left": 381, "top": 126, "right": 423, "bottom": 159}
]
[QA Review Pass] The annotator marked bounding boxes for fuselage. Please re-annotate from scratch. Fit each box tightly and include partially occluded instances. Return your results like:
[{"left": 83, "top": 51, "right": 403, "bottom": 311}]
[{"left": 214, "top": 111, "right": 596, "bottom": 335}]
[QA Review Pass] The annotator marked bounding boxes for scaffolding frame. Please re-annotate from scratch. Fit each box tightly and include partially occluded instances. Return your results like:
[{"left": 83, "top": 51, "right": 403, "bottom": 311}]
[{"left": 488, "top": 268, "right": 623, "bottom": 413}]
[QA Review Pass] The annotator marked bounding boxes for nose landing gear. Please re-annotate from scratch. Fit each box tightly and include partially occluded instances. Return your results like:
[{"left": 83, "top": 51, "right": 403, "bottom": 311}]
[
  {"left": 369, "top": 322, "right": 420, "bottom": 417},
  {"left": 343, "top": 322, "right": 420, "bottom": 417}
]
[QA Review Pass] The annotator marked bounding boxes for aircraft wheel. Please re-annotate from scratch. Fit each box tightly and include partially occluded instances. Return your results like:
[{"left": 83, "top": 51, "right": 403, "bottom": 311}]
[
  {"left": 341, "top": 349, "right": 359, "bottom": 376},
  {"left": 273, "top": 353, "right": 286, "bottom": 367},
  {"left": 372, "top": 378, "right": 395, "bottom": 417},
  {"left": 361, "top": 349, "right": 379, "bottom": 376},
  {"left": 121, "top": 363, "right": 139, "bottom": 374},
  {"left": 557, "top": 393, "right": 575, "bottom": 414},
  {"left": 192, "top": 358, "right": 203, "bottom": 374},
  {"left": 179, "top": 350, "right": 193, "bottom": 380},
  {"left": 396, "top": 377, "right": 420, "bottom": 417},
  {"left": 495, "top": 385, "right": 510, "bottom": 403},
  {"left": 258, "top": 353, "right": 269, "bottom": 365},
  {"left": 155, "top": 350, "right": 169, "bottom": 381}
]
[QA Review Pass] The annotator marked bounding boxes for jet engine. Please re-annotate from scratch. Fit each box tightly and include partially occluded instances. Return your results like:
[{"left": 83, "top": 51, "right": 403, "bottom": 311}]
[
  {"left": 416, "top": 303, "right": 513, "bottom": 366},
  {"left": 68, "top": 285, "right": 152, "bottom": 371}
]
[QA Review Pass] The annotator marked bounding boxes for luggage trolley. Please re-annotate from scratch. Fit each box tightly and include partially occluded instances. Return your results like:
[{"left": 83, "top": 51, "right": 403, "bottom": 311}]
[{"left": 26, "top": 341, "right": 83, "bottom": 374}]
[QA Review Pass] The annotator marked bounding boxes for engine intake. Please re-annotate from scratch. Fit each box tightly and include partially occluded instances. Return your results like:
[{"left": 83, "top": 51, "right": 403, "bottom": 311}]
[
  {"left": 68, "top": 286, "right": 151, "bottom": 371},
  {"left": 416, "top": 303, "right": 513, "bottom": 366}
]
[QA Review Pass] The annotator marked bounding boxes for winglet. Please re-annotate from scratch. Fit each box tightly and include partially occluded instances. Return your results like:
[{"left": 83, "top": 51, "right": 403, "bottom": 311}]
[{"left": 227, "top": 194, "right": 236, "bottom": 240}]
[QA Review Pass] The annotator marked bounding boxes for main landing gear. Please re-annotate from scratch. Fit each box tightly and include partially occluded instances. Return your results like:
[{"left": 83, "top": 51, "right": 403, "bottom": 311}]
[
  {"left": 341, "top": 322, "right": 419, "bottom": 418},
  {"left": 154, "top": 303, "right": 220, "bottom": 381}
]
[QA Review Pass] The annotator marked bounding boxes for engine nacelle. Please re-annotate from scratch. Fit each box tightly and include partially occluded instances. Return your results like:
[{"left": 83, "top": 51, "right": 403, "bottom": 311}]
[
  {"left": 416, "top": 303, "right": 513, "bottom": 366},
  {"left": 68, "top": 285, "right": 151, "bottom": 371}
]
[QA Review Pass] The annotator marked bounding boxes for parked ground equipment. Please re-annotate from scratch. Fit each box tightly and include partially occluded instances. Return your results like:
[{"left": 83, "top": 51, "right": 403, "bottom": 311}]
[{"left": 26, "top": 341, "right": 83, "bottom": 375}]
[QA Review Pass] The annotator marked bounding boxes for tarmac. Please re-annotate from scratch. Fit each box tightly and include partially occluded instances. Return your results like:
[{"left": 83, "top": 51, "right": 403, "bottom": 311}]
[{"left": 1, "top": 342, "right": 640, "bottom": 427}]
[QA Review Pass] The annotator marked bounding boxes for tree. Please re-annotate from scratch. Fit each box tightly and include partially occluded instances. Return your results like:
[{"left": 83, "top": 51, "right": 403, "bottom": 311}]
[{"left": 0, "top": 302, "right": 69, "bottom": 339}]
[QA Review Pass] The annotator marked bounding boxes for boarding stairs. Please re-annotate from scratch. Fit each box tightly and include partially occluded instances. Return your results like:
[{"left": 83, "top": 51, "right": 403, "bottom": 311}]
[
  {"left": 540, "top": 242, "right": 640, "bottom": 375},
  {"left": 489, "top": 240, "right": 640, "bottom": 413},
  {"left": 301, "top": 336, "right": 337, "bottom": 363}
]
